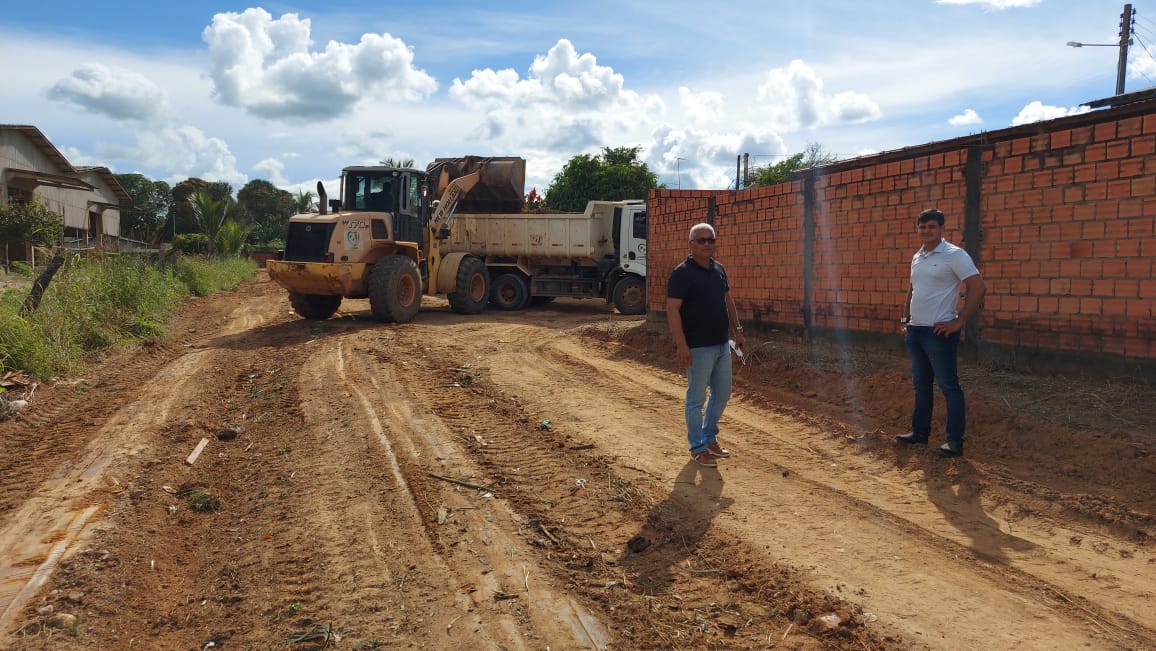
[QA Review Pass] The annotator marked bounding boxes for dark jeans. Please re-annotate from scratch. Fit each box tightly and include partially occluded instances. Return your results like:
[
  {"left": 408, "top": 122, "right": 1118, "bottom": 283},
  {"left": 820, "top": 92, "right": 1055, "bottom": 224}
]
[{"left": 905, "top": 326, "right": 965, "bottom": 444}]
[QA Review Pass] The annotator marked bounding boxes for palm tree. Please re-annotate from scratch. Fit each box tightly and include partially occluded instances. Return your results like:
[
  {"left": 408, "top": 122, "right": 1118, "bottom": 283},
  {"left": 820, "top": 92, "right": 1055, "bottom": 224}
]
[
  {"left": 293, "top": 190, "right": 315, "bottom": 213},
  {"left": 379, "top": 157, "right": 416, "bottom": 168},
  {"left": 190, "top": 191, "right": 230, "bottom": 255}
]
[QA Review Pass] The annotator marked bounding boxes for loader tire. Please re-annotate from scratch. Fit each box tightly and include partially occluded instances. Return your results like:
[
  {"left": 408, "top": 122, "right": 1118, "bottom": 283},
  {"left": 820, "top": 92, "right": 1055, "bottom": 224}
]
[
  {"left": 612, "top": 276, "right": 647, "bottom": 315},
  {"left": 368, "top": 255, "right": 422, "bottom": 323},
  {"left": 447, "top": 256, "right": 489, "bottom": 315},
  {"left": 489, "top": 273, "right": 529, "bottom": 311},
  {"left": 289, "top": 292, "right": 341, "bottom": 320}
]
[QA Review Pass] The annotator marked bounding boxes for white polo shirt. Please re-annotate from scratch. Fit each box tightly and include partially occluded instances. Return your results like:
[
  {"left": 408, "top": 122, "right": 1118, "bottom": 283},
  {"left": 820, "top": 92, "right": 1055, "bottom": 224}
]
[{"left": 909, "top": 240, "right": 980, "bottom": 326}]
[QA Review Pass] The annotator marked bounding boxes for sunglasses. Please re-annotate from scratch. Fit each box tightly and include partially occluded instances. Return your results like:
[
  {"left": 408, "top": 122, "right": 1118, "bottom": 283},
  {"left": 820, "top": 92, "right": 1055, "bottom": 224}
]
[{"left": 693, "top": 237, "right": 717, "bottom": 245}]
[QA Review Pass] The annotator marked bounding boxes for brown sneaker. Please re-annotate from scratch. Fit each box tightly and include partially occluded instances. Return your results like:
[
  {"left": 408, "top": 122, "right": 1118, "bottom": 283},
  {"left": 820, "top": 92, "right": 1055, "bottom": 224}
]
[
  {"left": 692, "top": 451, "right": 718, "bottom": 468},
  {"left": 707, "top": 442, "right": 731, "bottom": 458}
]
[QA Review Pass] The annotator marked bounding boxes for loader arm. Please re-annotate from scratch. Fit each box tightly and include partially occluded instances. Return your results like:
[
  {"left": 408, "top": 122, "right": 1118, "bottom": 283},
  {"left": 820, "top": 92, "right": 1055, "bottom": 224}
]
[{"left": 428, "top": 171, "right": 481, "bottom": 240}]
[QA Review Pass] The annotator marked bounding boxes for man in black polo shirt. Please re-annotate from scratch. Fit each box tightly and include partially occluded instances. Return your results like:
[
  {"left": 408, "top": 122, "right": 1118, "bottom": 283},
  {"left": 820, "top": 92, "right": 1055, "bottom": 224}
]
[{"left": 666, "top": 223, "right": 746, "bottom": 468}]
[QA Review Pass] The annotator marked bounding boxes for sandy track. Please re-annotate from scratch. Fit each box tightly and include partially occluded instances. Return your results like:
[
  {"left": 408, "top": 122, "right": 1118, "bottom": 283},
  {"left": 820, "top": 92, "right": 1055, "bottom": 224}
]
[{"left": 0, "top": 276, "right": 1151, "bottom": 650}]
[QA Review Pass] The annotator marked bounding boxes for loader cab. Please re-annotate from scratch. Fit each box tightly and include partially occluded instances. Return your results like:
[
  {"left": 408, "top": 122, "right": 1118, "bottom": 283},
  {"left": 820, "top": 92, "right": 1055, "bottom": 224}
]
[{"left": 339, "top": 166, "right": 430, "bottom": 245}]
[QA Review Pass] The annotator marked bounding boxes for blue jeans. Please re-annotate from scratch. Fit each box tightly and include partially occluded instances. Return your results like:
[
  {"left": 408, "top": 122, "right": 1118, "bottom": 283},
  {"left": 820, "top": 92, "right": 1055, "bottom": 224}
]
[
  {"left": 905, "top": 326, "right": 965, "bottom": 444},
  {"left": 684, "top": 342, "right": 733, "bottom": 454}
]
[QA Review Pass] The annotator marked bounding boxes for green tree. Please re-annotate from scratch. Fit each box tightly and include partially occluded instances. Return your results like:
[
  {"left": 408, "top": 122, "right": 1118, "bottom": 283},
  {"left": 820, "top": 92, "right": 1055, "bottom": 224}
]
[
  {"left": 237, "top": 179, "right": 295, "bottom": 244},
  {"left": 544, "top": 146, "right": 661, "bottom": 212},
  {"left": 748, "top": 143, "right": 838, "bottom": 187},
  {"left": 114, "top": 173, "right": 171, "bottom": 241},
  {"left": 0, "top": 200, "right": 63, "bottom": 263}
]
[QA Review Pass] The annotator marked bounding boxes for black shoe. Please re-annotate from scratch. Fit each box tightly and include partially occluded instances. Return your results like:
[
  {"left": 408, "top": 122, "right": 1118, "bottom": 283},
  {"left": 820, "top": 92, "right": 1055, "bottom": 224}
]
[
  {"left": 895, "top": 432, "right": 929, "bottom": 445},
  {"left": 938, "top": 440, "right": 964, "bottom": 457}
]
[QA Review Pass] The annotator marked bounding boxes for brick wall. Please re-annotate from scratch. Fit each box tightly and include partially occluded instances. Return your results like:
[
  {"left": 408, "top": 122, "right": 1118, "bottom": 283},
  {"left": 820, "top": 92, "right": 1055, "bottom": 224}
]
[{"left": 648, "top": 99, "right": 1156, "bottom": 367}]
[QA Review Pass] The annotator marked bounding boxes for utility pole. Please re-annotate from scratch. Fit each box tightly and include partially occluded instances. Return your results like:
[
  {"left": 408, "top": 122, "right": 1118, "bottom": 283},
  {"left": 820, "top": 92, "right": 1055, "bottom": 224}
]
[
  {"left": 675, "top": 157, "right": 685, "bottom": 189},
  {"left": 1116, "top": 3, "right": 1133, "bottom": 95}
]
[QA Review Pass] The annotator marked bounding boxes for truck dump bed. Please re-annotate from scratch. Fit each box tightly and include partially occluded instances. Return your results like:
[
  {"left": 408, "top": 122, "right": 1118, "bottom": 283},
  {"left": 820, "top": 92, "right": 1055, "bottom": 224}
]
[{"left": 442, "top": 201, "right": 625, "bottom": 262}]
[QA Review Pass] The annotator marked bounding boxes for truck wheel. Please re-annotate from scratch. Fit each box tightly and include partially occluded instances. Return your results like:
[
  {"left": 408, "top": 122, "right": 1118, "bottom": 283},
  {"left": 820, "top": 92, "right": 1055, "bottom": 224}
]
[
  {"left": 289, "top": 292, "right": 341, "bottom": 320},
  {"left": 368, "top": 256, "right": 422, "bottom": 323},
  {"left": 612, "top": 276, "right": 647, "bottom": 315},
  {"left": 448, "top": 257, "right": 489, "bottom": 314},
  {"left": 490, "top": 273, "right": 529, "bottom": 311}
]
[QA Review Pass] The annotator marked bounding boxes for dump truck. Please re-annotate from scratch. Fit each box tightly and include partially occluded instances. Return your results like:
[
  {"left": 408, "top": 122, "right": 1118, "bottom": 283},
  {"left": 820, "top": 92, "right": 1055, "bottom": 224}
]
[
  {"left": 441, "top": 199, "right": 647, "bottom": 313},
  {"left": 266, "top": 156, "right": 648, "bottom": 322}
]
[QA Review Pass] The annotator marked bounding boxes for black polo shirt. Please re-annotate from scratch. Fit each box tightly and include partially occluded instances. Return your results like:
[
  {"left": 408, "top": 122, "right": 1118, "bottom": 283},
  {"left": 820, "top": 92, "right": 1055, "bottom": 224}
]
[{"left": 667, "top": 256, "right": 730, "bottom": 348}]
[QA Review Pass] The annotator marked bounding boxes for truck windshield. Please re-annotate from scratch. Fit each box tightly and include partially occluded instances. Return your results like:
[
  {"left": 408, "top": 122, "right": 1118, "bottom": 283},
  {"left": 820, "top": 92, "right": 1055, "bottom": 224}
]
[{"left": 346, "top": 174, "right": 396, "bottom": 212}]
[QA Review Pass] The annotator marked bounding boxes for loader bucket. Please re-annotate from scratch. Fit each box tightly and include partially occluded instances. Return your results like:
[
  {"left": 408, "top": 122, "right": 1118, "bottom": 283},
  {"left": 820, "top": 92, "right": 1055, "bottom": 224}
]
[{"left": 428, "top": 156, "right": 526, "bottom": 213}]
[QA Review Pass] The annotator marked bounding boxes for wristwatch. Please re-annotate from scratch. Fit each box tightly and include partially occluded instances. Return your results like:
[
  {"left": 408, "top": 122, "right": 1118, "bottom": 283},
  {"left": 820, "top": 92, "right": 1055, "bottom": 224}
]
[
  {"left": 899, "top": 317, "right": 910, "bottom": 324},
  {"left": 734, "top": 325, "right": 743, "bottom": 333}
]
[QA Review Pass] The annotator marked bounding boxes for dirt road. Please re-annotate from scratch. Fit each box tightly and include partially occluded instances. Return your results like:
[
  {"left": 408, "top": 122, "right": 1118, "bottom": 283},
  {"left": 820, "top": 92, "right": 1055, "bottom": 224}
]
[{"left": 1, "top": 273, "right": 1152, "bottom": 650}]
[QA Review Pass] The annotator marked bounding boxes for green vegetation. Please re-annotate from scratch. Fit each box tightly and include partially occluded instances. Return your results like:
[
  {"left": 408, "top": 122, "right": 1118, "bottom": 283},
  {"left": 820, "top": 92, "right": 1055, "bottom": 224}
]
[
  {"left": 747, "top": 142, "right": 839, "bottom": 187},
  {"left": 0, "top": 200, "right": 63, "bottom": 261},
  {"left": 545, "top": 146, "right": 662, "bottom": 212},
  {"left": 0, "top": 254, "right": 256, "bottom": 378}
]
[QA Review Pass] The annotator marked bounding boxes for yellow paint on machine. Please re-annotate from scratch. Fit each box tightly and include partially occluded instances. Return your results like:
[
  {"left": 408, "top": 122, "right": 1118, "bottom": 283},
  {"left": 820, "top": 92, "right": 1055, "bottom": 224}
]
[{"left": 267, "top": 260, "right": 369, "bottom": 296}]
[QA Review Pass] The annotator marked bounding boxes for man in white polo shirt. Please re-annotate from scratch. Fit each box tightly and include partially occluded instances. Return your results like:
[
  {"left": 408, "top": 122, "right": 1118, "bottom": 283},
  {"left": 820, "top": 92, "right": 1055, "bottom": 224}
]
[{"left": 895, "top": 209, "right": 986, "bottom": 457}]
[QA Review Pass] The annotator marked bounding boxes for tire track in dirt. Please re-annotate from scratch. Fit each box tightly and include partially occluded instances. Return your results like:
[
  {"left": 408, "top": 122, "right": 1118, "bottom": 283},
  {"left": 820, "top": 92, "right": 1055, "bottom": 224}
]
[
  {"left": 333, "top": 336, "right": 614, "bottom": 650},
  {"left": 375, "top": 320, "right": 896, "bottom": 649},
  {"left": 399, "top": 316, "right": 1155, "bottom": 650}
]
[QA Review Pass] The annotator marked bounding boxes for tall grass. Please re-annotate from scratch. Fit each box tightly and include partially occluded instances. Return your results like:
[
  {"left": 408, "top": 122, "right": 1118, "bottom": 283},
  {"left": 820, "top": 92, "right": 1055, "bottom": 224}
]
[{"left": 0, "top": 254, "right": 257, "bottom": 378}]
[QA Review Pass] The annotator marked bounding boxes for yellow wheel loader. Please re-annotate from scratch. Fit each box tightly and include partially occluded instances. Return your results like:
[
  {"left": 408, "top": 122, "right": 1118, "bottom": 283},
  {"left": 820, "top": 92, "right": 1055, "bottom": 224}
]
[{"left": 266, "top": 156, "right": 524, "bottom": 322}]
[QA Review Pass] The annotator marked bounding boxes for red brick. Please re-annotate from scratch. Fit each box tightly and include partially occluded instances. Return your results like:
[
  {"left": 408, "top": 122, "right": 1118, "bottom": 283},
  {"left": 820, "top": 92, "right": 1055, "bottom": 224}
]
[
  {"left": 1124, "top": 338, "right": 1152, "bottom": 358},
  {"left": 1051, "top": 129, "right": 1072, "bottom": 148},
  {"left": 1116, "top": 279, "right": 1139, "bottom": 297},
  {"left": 1118, "top": 116, "right": 1143, "bottom": 138},
  {"left": 1094, "top": 122, "right": 1117, "bottom": 142},
  {"left": 1102, "top": 298, "right": 1126, "bottom": 315},
  {"left": 1132, "top": 134, "right": 1155, "bottom": 156},
  {"left": 1085, "top": 182, "right": 1108, "bottom": 200},
  {"left": 1085, "top": 143, "right": 1107, "bottom": 162},
  {"left": 1069, "top": 241, "right": 1093, "bottom": 258},
  {"left": 1108, "top": 179, "right": 1133, "bottom": 199},
  {"left": 1119, "top": 158, "right": 1144, "bottom": 177},
  {"left": 1059, "top": 297, "right": 1081, "bottom": 314},
  {"left": 1126, "top": 299, "right": 1151, "bottom": 318},
  {"left": 1144, "top": 113, "right": 1156, "bottom": 134},
  {"left": 1107, "top": 139, "right": 1130, "bottom": 159}
]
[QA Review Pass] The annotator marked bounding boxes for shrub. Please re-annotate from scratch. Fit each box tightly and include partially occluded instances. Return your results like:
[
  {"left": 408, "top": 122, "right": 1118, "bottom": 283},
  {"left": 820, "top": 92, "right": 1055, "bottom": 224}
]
[{"left": 0, "top": 254, "right": 255, "bottom": 377}]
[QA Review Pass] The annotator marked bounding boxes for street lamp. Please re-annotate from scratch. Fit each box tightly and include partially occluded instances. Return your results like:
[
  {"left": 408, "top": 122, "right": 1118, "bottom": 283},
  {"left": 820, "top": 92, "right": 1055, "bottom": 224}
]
[{"left": 1067, "top": 3, "right": 1132, "bottom": 96}]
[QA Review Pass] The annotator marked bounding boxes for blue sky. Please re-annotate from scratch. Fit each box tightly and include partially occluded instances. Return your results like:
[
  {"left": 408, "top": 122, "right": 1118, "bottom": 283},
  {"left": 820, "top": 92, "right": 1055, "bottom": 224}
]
[{"left": 2, "top": 0, "right": 1150, "bottom": 195}]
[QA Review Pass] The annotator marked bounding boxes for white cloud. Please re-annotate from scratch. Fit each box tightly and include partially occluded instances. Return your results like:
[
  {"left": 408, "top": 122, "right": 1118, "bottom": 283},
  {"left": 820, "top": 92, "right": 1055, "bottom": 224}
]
[
  {"left": 46, "top": 63, "right": 169, "bottom": 122},
  {"left": 935, "top": 0, "right": 1040, "bottom": 8},
  {"left": 679, "top": 87, "right": 725, "bottom": 127},
  {"left": 755, "top": 60, "right": 881, "bottom": 131},
  {"left": 1131, "top": 46, "right": 1156, "bottom": 82},
  {"left": 1010, "top": 101, "right": 1091, "bottom": 126},
  {"left": 949, "top": 109, "right": 983, "bottom": 126},
  {"left": 648, "top": 124, "right": 788, "bottom": 190},
  {"left": 448, "top": 39, "right": 665, "bottom": 153},
  {"left": 88, "top": 126, "right": 247, "bottom": 187},
  {"left": 202, "top": 8, "right": 437, "bottom": 121},
  {"left": 253, "top": 158, "right": 288, "bottom": 187}
]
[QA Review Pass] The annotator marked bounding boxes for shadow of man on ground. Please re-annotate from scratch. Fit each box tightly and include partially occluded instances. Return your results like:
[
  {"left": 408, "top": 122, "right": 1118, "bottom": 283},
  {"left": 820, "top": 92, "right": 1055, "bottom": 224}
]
[
  {"left": 919, "top": 456, "right": 1036, "bottom": 564},
  {"left": 618, "top": 460, "right": 735, "bottom": 595}
]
